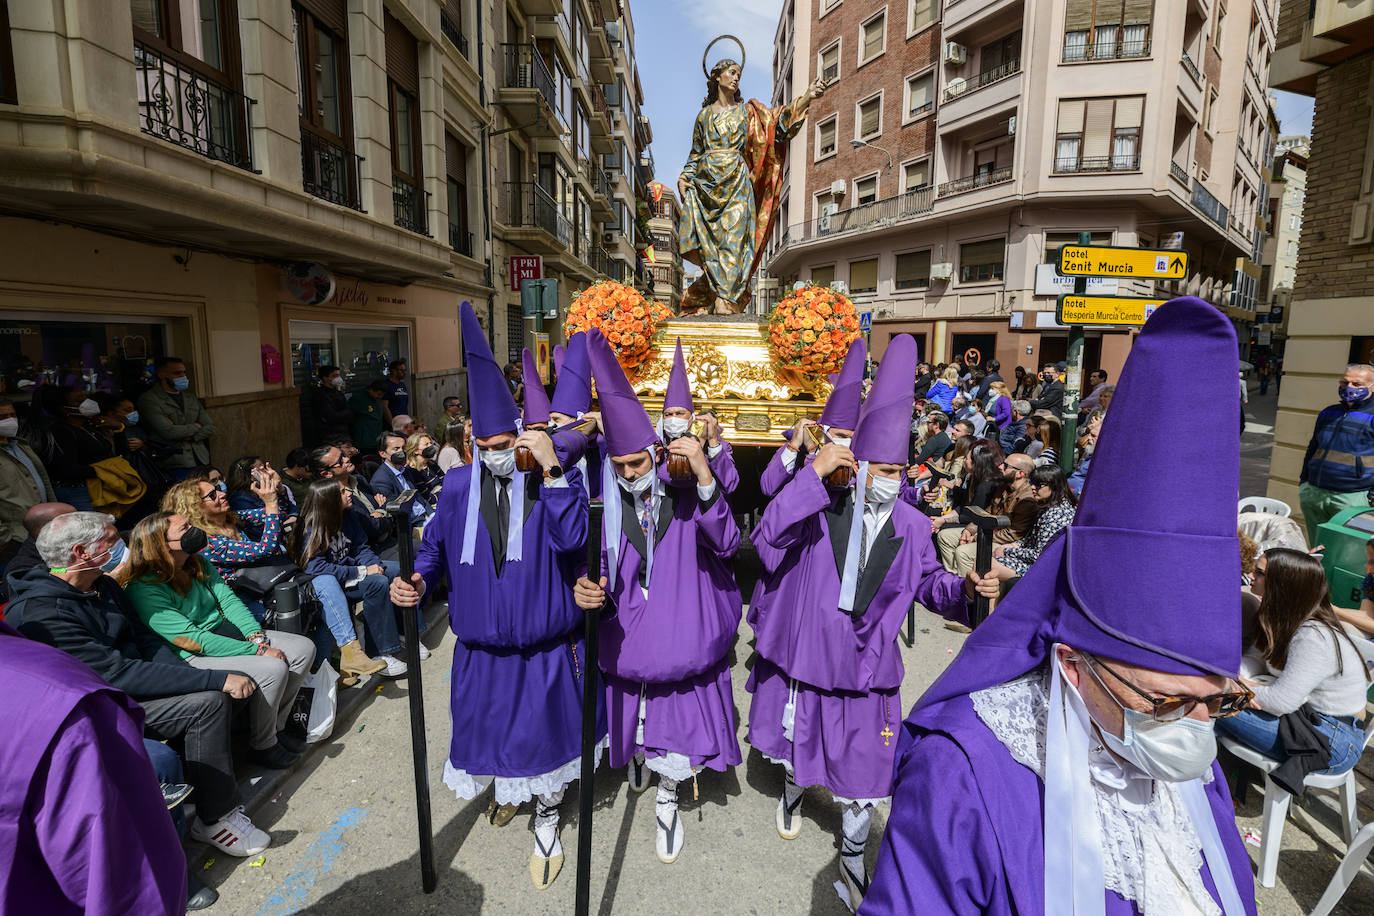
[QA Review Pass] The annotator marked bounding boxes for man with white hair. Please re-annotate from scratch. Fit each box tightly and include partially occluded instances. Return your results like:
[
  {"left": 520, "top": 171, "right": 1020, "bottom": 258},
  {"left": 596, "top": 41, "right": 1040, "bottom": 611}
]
[
  {"left": 5, "top": 512, "right": 272, "bottom": 860},
  {"left": 1298, "top": 362, "right": 1374, "bottom": 544}
]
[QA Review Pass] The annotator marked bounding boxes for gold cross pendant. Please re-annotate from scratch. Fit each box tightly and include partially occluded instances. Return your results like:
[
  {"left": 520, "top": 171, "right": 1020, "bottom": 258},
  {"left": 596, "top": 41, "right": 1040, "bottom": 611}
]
[{"left": 880, "top": 725, "right": 894, "bottom": 747}]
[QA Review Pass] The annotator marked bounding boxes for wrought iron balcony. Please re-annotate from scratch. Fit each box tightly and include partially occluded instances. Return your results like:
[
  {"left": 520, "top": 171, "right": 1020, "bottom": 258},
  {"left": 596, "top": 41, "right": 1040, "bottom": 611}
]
[
  {"left": 1170, "top": 160, "right": 1189, "bottom": 185},
  {"left": 300, "top": 125, "right": 364, "bottom": 211},
  {"left": 770, "top": 186, "right": 935, "bottom": 255},
  {"left": 440, "top": 11, "right": 469, "bottom": 56},
  {"left": 1061, "top": 39, "right": 1151, "bottom": 62},
  {"left": 133, "top": 39, "right": 255, "bottom": 171},
  {"left": 504, "top": 182, "right": 573, "bottom": 246},
  {"left": 449, "top": 223, "right": 473, "bottom": 257},
  {"left": 393, "top": 175, "right": 430, "bottom": 235},
  {"left": 942, "top": 59, "right": 1021, "bottom": 102},
  {"left": 938, "top": 167, "right": 1013, "bottom": 196},
  {"left": 1051, "top": 154, "right": 1142, "bottom": 173},
  {"left": 501, "top": 43, "right": 557, "bottom": 110},
  {"left": 1190, "top": 179, "right": 1228, "bottom": 229},
  {"left": 1180, "top": 49, "right": 1201, "bottom": 82}
]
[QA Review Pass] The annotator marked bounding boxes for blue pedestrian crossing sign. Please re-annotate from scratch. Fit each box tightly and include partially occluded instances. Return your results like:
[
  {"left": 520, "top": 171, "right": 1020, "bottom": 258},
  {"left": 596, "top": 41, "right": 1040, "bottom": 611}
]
[{"left": 859, "top": 312, "right": 872, "bottom": 332}]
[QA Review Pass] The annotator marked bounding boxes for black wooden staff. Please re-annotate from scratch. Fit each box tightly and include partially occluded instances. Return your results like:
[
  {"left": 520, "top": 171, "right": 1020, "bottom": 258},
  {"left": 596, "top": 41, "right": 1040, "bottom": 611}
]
[
  {"left": 575, "top": 499, "right": 604, "bottom": 916},
  {"left": 391, "top": 509, "right": 437, "bottom": 893}
]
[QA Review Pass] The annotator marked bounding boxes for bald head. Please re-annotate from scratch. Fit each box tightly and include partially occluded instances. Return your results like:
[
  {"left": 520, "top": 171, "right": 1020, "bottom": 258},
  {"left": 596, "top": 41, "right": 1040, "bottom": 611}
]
[{"left": 23, "top": 502, "right": 76, "bottom": 539}]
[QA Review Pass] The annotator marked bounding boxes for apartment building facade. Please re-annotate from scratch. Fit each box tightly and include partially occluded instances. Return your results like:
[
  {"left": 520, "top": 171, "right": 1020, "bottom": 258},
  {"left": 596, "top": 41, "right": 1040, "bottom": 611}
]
[
  {"left": 1255, "top": 144, "right": 1307, "bottom": 355},
  {"left": 647, "top": 186, "right": 684, "bottom": 312},
  {"left": 1265, "top": 0, "right": 1374, "bottom": 517},
  {"left": 766, "top": 0, "right": 1273, "bottom": 382},
  {"left": 0, "top": 0, "right": 653, "bottom": 463}
]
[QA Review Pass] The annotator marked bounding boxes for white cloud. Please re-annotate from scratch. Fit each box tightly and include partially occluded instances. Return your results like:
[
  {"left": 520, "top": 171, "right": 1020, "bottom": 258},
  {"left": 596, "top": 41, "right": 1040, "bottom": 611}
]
[{"left": 672, "top": 0, "right": 779, "bottom": 92}]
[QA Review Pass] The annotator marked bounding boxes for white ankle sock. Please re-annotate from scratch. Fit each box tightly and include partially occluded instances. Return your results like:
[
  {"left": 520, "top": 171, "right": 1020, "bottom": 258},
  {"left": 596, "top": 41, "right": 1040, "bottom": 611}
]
[
  {"left": 534, "top": 790, "right": 563, "bottom": 858},
  {"left": 840, "top": 802, "right": 871, "bottom": 863},
  {"left": 656, "top": 777, "right": 679, "bottom": 819}
]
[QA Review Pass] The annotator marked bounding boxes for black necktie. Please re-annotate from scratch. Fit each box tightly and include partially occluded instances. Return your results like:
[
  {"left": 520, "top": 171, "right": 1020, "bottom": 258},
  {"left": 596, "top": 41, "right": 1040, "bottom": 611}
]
[{"left": 495, "top": 477, "right": 510, "bottom": 552}]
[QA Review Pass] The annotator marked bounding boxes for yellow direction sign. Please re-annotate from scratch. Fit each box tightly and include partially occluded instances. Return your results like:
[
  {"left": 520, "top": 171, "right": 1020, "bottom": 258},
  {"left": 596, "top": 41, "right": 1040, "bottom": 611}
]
[
  {"left": 1057, "top": 295, "right": 1168, "bottom": 327},
  {"left": 1056, "top": 244, "right": 1188, "bottom": 279}
]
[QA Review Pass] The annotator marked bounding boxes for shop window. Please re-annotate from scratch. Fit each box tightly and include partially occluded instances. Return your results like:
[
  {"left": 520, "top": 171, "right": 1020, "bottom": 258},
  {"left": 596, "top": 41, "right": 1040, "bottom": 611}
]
[
  {"left": 959, "top": 238, "right": 1005, "bottom": 283},
  {"left": 290, "top": 321, "right": 409, "bottom": 394},
  {"left": 0, "top": 316, "right": 170, "bottom": 409},
  {"left": 895, "top": 250, "right": 931, "bottom": 289},
  {"left": 849, "top": 258, "right": 878, "bottom": 294}
]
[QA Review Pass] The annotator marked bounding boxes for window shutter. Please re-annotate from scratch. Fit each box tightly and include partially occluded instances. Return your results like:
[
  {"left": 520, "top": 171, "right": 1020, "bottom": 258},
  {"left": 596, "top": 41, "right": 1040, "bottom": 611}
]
[
  {"left": 1123, "top": 0, "right": 1154, "bottom": 26},
  {"left": 385, "top": 11, "right": 419, "bottom": 94},
  {"left": 962, "top": 238, "right": 1004, "bottom": 268},
  {"left": 850, "top": 258, "right": 878, "bottom": 292},
  {"left": 861, "top": 99, "right": 880, "bottom": 136},
  {"left": 1096, "top": 0, "right": 1124, "bottom": 25},
  {"left": 863, "top": 16, "right": 884, "bottom": 59},
  {"left": 905, "top": 159, "right": 929, "bottom": 189},
  {"left": 896, "top": 250, "right": 931, "bottom": 287},
  {"left": 1064, "top": 0, "right": 1095, "bottom": 32},
  {"left": 913, "top": 0, "right": 935, "bottom": 30},
  {"left": 1115, "top": 96, "right": 1144, "bottom": 129},
  {"left": 444, "top": 0, "right": 463, "bottom": 26},
  {"left": 299, "top": 0, "right": 348, "bottom": 33},
  {"left": 812, "top": 266, "right": 835, "bottom": 287},
  {"left": 822, "top": 45, "right": 839, "bottom": 78},
  {"left": 909, "top": 75, "right": 932, "bottom": 113},
  {"left": 1083, "top": 99, "right": 1115, "bottom": 159},
  {"left": 1057, "top": 99, "right": 1085, "bottom": 135},
  {"left": 446, "top": 133, "right": 467, "bottom": 179},
  {"left": 856, "top": 177, "right": 877, "bottom": 202}
]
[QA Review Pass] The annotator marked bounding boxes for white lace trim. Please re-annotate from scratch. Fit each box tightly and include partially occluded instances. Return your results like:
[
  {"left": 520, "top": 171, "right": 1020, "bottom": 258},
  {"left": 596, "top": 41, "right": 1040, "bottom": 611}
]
[
  {"left": 972, "top": 669, "right": 1220, "bottom": 916},
  {"left": 761, "top": 752, "right": 889, "bottom": 808},
  {"left": 643, "top": 750, "right": 697, "bottom": 783},
  {"left": 442, "top": 736, "right": 608, "bottom": 806}
]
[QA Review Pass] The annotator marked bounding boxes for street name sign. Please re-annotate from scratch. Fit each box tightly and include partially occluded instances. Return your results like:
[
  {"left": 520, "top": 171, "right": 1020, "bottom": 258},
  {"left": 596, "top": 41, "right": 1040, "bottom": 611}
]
[
  {"left": 1056, "top": 244, "right": 1188, "bottom": 279},
  {"left": 1057, "top": 294, "right": 1168, "bottom": 327}
]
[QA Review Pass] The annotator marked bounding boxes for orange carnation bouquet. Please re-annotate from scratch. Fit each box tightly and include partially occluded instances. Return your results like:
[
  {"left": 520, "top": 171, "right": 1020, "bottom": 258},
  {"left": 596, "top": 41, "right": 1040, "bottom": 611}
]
[
  {"left": 767, "top": 283, "right": 862, "bottom": 380},
  {"left": 565, "top": 280, "right": 670, "bottom": 379}
]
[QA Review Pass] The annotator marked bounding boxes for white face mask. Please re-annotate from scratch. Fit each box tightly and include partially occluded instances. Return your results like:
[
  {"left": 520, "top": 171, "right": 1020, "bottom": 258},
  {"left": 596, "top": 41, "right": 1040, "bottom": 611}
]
[
  {"left": 617, "top": 470, "right": 655, "bottom": 496},
  {"left": 829, "top": 435, "right": 852, "bottom": 449},
  {"left": 0, "top": 417, "right": 17, "bottom": 438},
  {"left": 1073, "top": 658, "right": 1218, "bottom": 783},
  {"left": 659, "top": 415, "right": 691, "bottom": 440},
  {"left": 480, "top": 447, "right": 516, "bottom": 477},
  {"left": 330, "top": 376, "right": 346, "bottom": 391},
  {"left": 866, "top": 474, "right": 899, "bottom": 505},
  {"left": 78, "top": 398, "right": 100, "bottom": 417}
]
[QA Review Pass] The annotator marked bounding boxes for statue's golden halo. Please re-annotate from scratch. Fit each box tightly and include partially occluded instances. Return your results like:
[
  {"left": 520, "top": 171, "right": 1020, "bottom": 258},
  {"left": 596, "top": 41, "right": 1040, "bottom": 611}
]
[{"left": 702, "top": 35, "right": 746, "bottom": 79}]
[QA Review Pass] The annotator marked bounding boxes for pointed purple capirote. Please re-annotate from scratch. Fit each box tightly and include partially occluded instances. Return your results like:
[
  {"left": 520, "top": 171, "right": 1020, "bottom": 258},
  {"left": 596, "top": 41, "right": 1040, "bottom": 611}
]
[
  {"left": 550, "top": 332, "right": 592, "bottom": 418},
  {"left": 587, "top": 329, "right": 656, "bottom": 457},
  {"left": 818, "top": 337, "right": 867, "bottom": 430},
  {"left": 552, "top": 344, "right": 567, "bottom": 378},
  {"left": 851, "top": 334, "right": 916, "bottom": 464},
  {"left": 664, "top": 338, "right": 693, "bottom": 412},
  {"left": 461, "top": 301, "right": 520, "bottom": 438},
  {"left": 521, "top": 348, "right": 551, "bottom": 426},
  {"left": 914, "top": 297, "right": 1243, "bottom": 722}
]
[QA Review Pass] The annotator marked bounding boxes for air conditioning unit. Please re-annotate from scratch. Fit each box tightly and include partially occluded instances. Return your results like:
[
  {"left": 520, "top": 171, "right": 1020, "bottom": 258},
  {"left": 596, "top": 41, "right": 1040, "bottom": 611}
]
[
  {"left": 944, "top": 42, "right": 966, "bottom": 65},
  {"left": 605, "top": 21, "right": 622, "bottom": 45},
  {"left": 1007, "top": 115, "right": 1017, "bottom": 136},
  {"left": 829, "top": 179, "right": 847, "bottom": 196},
  {"left": 930, "top": 262, "right": 954, "bottom": 281},
  {"left": 602, "top": 232, "right": 618, "bottom": 244}
]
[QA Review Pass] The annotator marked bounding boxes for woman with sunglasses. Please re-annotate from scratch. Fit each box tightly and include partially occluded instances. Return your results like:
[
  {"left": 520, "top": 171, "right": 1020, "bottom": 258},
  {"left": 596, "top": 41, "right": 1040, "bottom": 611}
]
[
  {"left": 1216, "top": 548, "right": 1369, "bottom": 773},
  {"left": 992, "top": 463, "right": 1075, "bottom": 581}
]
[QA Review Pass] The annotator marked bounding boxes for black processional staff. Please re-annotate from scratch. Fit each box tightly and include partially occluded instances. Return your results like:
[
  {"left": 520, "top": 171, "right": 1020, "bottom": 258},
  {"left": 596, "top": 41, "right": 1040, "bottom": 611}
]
[
  {"left": 391, "top": 508, "right": 437, "bottom": 894},
  {"left": 575, "top": 498, "right": 604, "bottom": 916}
]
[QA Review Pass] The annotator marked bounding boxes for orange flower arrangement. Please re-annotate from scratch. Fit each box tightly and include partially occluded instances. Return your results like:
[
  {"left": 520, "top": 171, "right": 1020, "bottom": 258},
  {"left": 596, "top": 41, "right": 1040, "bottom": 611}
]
[
  {"left": 565, "top": 280, "right": 671, "bottom": 378},
  {"left": 767, "top": 284, "right": 861, "bottom": 379}
]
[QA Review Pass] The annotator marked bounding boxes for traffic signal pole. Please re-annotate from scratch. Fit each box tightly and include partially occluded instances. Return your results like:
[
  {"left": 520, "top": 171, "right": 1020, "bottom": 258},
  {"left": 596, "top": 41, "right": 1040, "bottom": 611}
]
[{"left": 1060, "top": 231, "right": 1089, "bottom": 474}]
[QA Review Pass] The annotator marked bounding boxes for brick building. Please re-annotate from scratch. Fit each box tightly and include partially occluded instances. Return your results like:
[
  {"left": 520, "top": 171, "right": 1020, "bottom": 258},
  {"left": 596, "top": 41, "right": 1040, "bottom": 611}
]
[
  {"left": 766, "top": 0, "right": 1274, "bottom": 384},
  {"left": 1266, "top": 0, "right": 1374, "bottom": 517}
]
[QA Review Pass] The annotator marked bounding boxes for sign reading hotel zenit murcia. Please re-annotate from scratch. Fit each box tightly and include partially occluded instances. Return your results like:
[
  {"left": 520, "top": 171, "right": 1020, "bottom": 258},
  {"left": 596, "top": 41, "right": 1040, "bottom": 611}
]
[{"left": 1055, "top": 244, "right": 1189, "bottom": 280}]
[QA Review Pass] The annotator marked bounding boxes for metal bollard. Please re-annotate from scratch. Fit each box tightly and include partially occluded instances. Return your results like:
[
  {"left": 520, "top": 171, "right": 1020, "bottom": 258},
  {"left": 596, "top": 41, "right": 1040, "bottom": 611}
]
[{"left": 272, "top": 581, "right": 302, "bottom": 634}]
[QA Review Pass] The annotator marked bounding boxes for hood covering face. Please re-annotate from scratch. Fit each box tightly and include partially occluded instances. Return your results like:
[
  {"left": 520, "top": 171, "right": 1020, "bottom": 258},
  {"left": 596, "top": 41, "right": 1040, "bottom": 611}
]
[
  {"left": 521, "top": 347, "right": 551, "bottom": 426},
  {"left": 550, "top": 332, "right": 592, "bottom": 418},
  {"left": 818, "top": 337, "right": 867, "bottom": 430},
  {"left": 461, "top": 301, "right": 520, "bottom": 438},
  {"left": 664, "top": 338, "right": 693, "bottom": 413},
  {"left": 851, "top": 335, "right": 917, "bottom": 464}
]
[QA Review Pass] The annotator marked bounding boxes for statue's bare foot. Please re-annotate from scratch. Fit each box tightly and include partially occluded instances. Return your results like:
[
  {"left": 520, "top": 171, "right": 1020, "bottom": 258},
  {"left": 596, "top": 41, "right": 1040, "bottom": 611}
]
[{"left": 679, "top": 304, "right": 709, "bottom": 317}]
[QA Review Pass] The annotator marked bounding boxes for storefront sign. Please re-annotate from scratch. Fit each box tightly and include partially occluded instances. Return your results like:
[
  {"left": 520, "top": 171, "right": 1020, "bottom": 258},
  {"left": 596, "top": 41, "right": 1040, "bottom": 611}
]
[
  {"left": 1057, "top": 294, "right": 1168, "bottom": 327},
  {"left": 1056, "top": 245, "right": 1188, "bottom": 279},
  {"left": 510, "top": 256, "right": 543, "bottom": 292},
  {"left": 1033, "top": 264, "right": 1118, "bottom": 297},
  {"left": 533, "top": 333, "right": 551, "bottom": 383},
  {"left": 282, "top": 263, "right": 337, "bottom": 306}
]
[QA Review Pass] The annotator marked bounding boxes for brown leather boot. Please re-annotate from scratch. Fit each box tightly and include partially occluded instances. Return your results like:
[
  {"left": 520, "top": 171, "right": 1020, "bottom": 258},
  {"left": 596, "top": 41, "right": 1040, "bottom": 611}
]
[{"left": 339, "top": 640, "right": 386, "bottom": 679}]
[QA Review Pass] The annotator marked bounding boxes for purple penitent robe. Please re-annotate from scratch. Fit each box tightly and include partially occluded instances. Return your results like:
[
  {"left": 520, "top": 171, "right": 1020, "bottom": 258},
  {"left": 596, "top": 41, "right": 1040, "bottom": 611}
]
[
  {"left": 417, "top": 462, "right": 606, "bottom": 789},
  {"left": 747, "top": 468, "right": 967, "bottom": 801},
  {"left": 599, "top": 475, "right": 743, "bottom": 776},
  {"left": 0, "top": 621, "right": 186, "bottom": 915},
  {"left": 859, "top": 693, "right": 1257, "bottom": 915}
]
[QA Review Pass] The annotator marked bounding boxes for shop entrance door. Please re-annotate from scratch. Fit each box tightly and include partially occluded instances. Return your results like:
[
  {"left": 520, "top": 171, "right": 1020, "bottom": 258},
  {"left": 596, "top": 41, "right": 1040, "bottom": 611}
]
[{"left": 951, "top": 333, "right": 997, "bottom": 370}]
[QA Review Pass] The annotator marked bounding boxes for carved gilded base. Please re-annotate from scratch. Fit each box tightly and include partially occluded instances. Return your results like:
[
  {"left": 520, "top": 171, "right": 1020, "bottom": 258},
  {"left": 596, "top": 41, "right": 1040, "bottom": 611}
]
[{"left": 632, "top": 317, "right": 828, "bottom": 446}]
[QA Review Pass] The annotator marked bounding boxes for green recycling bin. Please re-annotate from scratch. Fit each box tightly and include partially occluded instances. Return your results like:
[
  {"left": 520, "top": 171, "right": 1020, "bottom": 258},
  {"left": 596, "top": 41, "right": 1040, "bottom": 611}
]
[{"left": 1316, "top": 507, "right": 1374, "bottom": 609}]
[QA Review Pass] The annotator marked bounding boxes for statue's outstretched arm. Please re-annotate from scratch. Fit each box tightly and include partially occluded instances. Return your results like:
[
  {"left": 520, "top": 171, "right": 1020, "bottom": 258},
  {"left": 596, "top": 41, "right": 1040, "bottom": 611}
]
[{"left": 777, "top": 78, "right": 829, "bottom": 138}]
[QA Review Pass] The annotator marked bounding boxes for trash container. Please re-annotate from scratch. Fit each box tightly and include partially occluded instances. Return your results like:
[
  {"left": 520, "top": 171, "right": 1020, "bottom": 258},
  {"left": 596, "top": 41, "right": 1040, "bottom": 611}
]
[{"left": 1316, "top": 507, "right": 1374, "bottom": 609}]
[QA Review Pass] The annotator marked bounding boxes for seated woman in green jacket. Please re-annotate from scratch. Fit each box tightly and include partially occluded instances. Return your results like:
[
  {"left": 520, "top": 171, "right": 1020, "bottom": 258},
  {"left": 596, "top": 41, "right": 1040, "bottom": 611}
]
[{"left": 122, "top": 511, "right": 316, "bottom": 769}]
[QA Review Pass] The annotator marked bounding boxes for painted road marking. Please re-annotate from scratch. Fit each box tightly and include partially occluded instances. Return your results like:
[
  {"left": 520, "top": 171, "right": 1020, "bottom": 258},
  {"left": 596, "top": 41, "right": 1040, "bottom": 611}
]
[{"left": 256, "top": 807, "right": 370, "bottom": 916}]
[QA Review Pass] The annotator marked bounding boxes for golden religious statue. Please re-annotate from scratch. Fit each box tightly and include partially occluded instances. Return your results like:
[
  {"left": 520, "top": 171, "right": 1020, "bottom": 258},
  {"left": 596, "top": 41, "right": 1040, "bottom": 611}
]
[{"left": 677, "top": 36, "right": 829, "bottom": 316}]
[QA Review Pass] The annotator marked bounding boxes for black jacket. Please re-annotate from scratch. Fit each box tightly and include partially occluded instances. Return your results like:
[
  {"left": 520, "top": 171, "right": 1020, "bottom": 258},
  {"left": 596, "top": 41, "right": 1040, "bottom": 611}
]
[
  {"left": 913, "top": 373, "right": 933, "bottom": 400},
  {"left": 4, "top": 565, "right": 227, "bottom": 699},
  {"left": 1030, "top": 380, "right": 1065, "bottom": 418},
  {"left": 916, "top": 431, "right": 953, "bottom": 465},
  {"left": 310, "top": 385, "right": 353, "bottom": 445}
]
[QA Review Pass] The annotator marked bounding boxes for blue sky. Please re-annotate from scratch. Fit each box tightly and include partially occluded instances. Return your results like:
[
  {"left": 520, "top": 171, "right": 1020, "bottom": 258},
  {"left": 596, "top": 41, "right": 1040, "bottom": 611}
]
[{"left": 634, "top": 3, "right": 1318, "bottom": 184}]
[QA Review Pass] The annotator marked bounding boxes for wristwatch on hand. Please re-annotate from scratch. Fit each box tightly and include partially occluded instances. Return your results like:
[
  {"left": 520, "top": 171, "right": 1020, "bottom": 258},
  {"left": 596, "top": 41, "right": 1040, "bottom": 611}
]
[{"left": 544, "top": 464, "right": 564, "bottom": 480}]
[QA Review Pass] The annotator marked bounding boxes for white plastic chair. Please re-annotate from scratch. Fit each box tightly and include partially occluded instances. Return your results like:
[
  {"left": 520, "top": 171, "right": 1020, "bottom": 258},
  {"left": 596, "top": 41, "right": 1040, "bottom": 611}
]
[
  {"left": 1309, "top": 820, "right": 1374, "bottom": 916},
  {"left": 1237, "top": 496, "right": 1292, "bottom": 517},
  {"left": 1220, "top": 636, "right": 1374, "bottom": 888}
]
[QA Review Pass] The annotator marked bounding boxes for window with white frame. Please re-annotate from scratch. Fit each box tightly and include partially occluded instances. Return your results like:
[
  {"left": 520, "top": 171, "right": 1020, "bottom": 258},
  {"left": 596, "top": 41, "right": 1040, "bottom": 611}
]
[
  {"left": 1062, "top": 0, "right": 1153, "bottom": 62},
  {"left": 857, "top": 94, "right": 882, "bottom": 140},
  {"left": 895, "top": 250, "right": 931, "bottom": 289},
  {"left": 816, "top": 116, "right": 837, "bottom": 159},
  {"left": 905, "top": 71, "right": 934, "bottom": 120},
  {"left": 909, "top": 0, "right": 936, "bottom": 34},
  {"left": 1053, "top": 97, "right": 1143, "bottom": 172},
  {"left": 902, "top": 157, "right": 931, "bottom": 191},
  {"left": 854, "top": 174, "right": 878, "bottom": 204},
  {"left": 819, "top": 41, "right": 840, "bottom": 82},
  {"left": 859, "top": 11, "right": 885, "bottom": 65}
]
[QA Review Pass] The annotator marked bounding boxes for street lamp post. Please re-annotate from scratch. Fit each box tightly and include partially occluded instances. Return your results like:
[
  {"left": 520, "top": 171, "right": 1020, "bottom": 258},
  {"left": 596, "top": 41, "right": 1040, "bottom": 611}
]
[{"left": 849, "top": 138, "right": 894, "bottom": 169}]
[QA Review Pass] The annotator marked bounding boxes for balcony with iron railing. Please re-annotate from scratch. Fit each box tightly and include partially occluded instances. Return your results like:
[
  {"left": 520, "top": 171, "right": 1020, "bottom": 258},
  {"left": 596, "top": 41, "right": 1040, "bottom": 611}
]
[
  {"left": 1190, "top": 178, "right": 1228, "bottom": 229},
  {"left": 1051, "top": 153, "right": 1142, "bottom": 174},
  {"left": 938, "top": 166, "right": 1013, "bottom": 196},
  {"left": 392, "top": 175, "right": 430, "bottom": 235},
  {"left": 1180, "top": 49, "right": 1201, "bottom": 82},
  {"left": 1170, "top": 160, "right": 1190, "bottom": 185},
  {"left": 448, "top": 222, "right": 473, "bottom": 257},
  {"left": 769, "top": 186, "right": 936, "bottom": 258},
  {"left": 504, "top": 182, "right": 573, "bottom": 249},
  {"left": 300, "top": 125, "right": 365, "bottom": 211},
  {"left": 1062, "top": 38, "right": 1152, "bottom": 62},
  {"left": 133, "top": 39, "right": 255, "bottom": 171},
  {"left": 943, "top": 59, "right": 1022, "bottom": 102},
  {"left": 500, "top": 43, "right": 560, "bottom": 132},
  {"left": 440, "top": 11, "right": 469, "bottom": 56}
]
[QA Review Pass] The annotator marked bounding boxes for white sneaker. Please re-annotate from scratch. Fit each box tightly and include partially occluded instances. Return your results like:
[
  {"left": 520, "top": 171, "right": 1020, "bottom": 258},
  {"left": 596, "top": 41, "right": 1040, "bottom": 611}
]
[
  {"left": 190, "top": 806, "right": 270, "bottom": 857},
  {"left": 381, "top": 654, "right": 408, "bottom": 677},
  {"left": 417, "top": 643, "right": 431, "bottom": 661},
  {"left": 627, "top": 754, "right": 650, "bottom": 794},
  {"left": 655, "top": 806, "right": 683, "bottom": 863}
]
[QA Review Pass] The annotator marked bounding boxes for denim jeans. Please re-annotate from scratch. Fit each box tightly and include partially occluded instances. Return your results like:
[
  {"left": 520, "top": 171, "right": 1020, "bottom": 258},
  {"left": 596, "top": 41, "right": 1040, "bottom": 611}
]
[
  {"left": 347, "top": 560, "right": 404, "bottom": 657},
  {"left": 53, "top": 484, "right": 94, "bottom": 511},
  {"left": 1217, "top": 708, "right": 1367, "bottom": 774},
  {"left": 139, "top": 690, "right": 238, "bottom": 823},
  {"left": 144, "top": 739, "right": 186, "bottom": 836}
]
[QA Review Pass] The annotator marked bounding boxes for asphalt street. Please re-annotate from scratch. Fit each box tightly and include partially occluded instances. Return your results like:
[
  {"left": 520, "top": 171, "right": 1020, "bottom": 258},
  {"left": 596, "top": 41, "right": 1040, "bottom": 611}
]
[{"left": 201, "top": 388, "right": 1372, "bottom": 914}]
